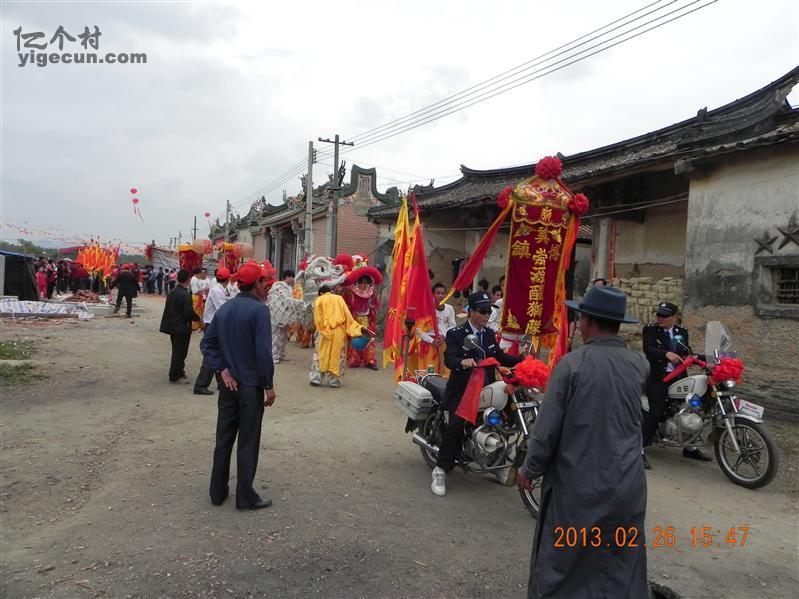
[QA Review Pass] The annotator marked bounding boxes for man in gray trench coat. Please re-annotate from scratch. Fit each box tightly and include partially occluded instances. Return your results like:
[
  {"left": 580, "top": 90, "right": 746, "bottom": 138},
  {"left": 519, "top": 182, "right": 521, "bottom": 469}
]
[{"left": 518, "top": 286, "right": 650, "bottom": 598}]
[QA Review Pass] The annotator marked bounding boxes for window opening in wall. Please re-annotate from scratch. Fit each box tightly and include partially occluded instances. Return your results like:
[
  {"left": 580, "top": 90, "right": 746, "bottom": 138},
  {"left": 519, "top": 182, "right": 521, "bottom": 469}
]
[{"left": 776, "top": 267, "right": 799, "bottom": 304}]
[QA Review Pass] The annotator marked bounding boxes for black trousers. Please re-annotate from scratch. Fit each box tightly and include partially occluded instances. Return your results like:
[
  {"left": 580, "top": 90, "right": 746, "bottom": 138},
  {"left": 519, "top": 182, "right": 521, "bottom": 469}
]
[
  {"left": 210, "top": 384, "right": 265, "bottom": 506},
  {"left": 157, "top": 281, "right": 163, "bottom": 295},
  {"left": 194, "top": 328, "right": 216, "bottom": 391},
  {"left": 436, "top": 412, "right": 467, "bottom": 472},
  {"left": 169, "top": 333, "right": 191, "bottom": 381},
  {"left": 642, "top": 380, "right": 668, "bottom": 447},
  {"left": 115, "top": 291, "right": 134, "bottom": 316}
]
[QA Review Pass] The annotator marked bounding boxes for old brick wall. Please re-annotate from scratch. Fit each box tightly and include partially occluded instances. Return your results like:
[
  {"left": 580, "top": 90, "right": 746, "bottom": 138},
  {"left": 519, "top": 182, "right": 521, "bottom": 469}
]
[
  {"left": 336, "top": 202, "right": 380, "bottom": 259},
  {"left": 311, "top": 214, "right": 327, "bottom": 257}
]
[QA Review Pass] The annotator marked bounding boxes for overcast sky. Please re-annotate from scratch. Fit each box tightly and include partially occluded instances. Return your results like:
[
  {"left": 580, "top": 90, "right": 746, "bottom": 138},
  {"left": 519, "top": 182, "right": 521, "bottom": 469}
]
[{"left": 1, "top": 0, "right": 797, "bottom": 248}]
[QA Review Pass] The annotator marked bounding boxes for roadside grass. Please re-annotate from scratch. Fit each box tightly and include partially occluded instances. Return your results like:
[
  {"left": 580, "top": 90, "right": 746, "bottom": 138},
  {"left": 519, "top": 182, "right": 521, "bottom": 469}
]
[
  {"left": 0, "top": 339, "right": 36, "bottom": 360},
  {"left": 0, "top": 340, "right": 43, "bottom": 385},
  {"left": 0, "top": 362, "right": 43, "bottom": 385}
]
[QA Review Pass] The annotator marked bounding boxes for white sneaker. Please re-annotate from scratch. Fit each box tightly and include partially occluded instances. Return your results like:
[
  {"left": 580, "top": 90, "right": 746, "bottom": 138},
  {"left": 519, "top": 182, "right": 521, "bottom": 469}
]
[{"left": 431, "top": 467, "right": 446, "bottom": 496}]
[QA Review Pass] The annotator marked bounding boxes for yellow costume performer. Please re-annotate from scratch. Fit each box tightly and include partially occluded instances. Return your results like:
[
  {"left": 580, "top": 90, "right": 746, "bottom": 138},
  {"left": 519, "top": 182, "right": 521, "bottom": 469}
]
[{"left": 310, "top": 289, "right": 364, "bottom": 387}]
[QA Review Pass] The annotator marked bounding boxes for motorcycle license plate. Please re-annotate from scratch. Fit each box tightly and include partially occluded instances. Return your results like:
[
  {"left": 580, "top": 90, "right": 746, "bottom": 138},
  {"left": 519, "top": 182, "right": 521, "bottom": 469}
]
[{"left": 734, "top": 399, "right": 765, "bottom": 419}]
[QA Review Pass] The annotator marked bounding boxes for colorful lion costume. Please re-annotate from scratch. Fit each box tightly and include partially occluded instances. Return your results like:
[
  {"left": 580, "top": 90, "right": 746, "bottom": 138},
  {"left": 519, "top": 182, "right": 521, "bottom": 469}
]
[
  {"left": 267, "top": 255, "right": 349, "bottom": 362},
  {"left": 340, "top": 254, "right": 383, "bottom": 370}
]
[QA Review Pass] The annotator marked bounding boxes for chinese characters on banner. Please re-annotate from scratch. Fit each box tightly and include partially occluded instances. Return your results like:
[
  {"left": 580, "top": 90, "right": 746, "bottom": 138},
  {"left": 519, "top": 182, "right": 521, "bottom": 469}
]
[{"left": 501, "top": 177, "right": 574, "bottom": 339}]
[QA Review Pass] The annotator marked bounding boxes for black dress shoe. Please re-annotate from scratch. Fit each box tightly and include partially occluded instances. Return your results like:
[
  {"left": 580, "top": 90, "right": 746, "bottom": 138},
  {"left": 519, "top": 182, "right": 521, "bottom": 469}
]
[
  {"left": 236, "top": 498, "right": 272, "bottom": 511},
  {"left": 642, "top": 454, "right": 652, "bottom": 470},
  {"left": 193, "top": 387, "right": 215, "bottom": 395},
  {"left": 683, "top": 448, "right": 712, "bottom": 462}
]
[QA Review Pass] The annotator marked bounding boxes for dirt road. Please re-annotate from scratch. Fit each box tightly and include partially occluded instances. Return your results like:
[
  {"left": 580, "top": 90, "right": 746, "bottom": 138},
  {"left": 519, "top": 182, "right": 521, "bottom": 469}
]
[{"left": 1, "top": 295, "right": 797, "bottom": 598}]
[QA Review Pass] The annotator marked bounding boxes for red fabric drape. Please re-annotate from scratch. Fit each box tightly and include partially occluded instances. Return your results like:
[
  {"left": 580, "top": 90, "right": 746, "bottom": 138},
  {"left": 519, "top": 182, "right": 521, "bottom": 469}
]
[{"left": 454, "top": 357, "right": 500, "bottom": 424}]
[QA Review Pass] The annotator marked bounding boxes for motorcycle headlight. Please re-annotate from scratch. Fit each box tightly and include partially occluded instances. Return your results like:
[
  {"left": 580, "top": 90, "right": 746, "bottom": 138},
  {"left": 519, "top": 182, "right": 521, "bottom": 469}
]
[
  {"left": 484, "top": 408, "right": 502, "bottom": 427},
  {"left": 720, "top": 379, "right": 736, "bottom": 390}
]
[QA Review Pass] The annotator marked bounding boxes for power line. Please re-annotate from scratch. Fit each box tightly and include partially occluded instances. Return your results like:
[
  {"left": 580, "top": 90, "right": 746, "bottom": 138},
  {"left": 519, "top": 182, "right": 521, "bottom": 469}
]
[
  {"left": 229, "top": 0, "right": 718, "bottom": 208},
  {"left": 341, "top": 0, "right": 718, "bottom": 152},
  {"left": 345, "top": 0, "right": 679, "bottom": 145},
  {"left": 225, "top": 1, "right": 684, "bottom": 210}
]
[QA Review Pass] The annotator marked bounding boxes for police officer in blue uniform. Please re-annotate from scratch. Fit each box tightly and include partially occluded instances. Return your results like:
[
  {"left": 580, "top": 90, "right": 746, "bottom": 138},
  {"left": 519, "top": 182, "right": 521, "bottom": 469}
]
[
  {"left": 431, "top": 291, "right": 522, "bottom": 496},
  {"left": 642, "top": 301, "right": 711, "bottom": 469}
]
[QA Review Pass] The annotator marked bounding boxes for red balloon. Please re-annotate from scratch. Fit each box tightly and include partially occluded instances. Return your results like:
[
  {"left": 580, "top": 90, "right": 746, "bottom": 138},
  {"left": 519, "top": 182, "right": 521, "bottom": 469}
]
[
  {"left": 204, "top": 211, "right": 211, "bottom": 218},
  {"left": 130, "top": 187, "right": 138, "bottom": 194},
  {"left": 132, "top": 198, "right": 139, "bottom": 204}
]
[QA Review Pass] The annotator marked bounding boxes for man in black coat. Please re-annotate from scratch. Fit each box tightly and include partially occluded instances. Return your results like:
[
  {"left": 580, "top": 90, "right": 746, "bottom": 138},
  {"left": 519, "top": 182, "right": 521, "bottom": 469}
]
[
  {"left": 156, "top": 267, "right": 164, "bottom": 295},
  {"left": 159, "top": 269, "right": 202, "bottom": 384},
  {"left": 641, "top": 301, "right": 711, "bottom": 468},
  {"left": 111, "top": 266, "right": 138, "bottom": 317},
  {"left": 517, "top": 286, "right": 649, "bottom": 599},
  {"left": 201, "top": 260, "right": 277, "bottom": 510},
  {"left": 431, "top": 291, "right": 522, "bottom": 497}
]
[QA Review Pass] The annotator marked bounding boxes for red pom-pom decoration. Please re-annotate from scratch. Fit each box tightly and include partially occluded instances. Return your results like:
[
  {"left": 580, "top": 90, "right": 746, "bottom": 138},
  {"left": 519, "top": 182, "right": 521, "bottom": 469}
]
[
  {"left": 132, "top": 198, "right": 139, "bottom": 204},
  {"left": 568, "top": 193, "right": 589, "bottom": 216},
  {"left": 130, "top": 187, "right": 138, "bottom": 194},
  {"left": 535, "top": 156, "right": 563, "bottom": 180},
  {"left": 497, "top": 186, "right": 513, "bottom": 209},
  {"left": 709, "top": 357, "right": 744, "bottom": 386},
  {"left": 513, "top": 355, "right": 550, "bottom": 390},
  {"left": 204, "top": 211, "right": 211, "bottom": 218}
]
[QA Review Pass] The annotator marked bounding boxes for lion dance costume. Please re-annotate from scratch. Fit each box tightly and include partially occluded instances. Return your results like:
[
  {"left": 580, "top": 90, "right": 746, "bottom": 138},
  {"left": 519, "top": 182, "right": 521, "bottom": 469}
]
[{"left": 340, "top": 255, "right": 382, "bottom": 370}]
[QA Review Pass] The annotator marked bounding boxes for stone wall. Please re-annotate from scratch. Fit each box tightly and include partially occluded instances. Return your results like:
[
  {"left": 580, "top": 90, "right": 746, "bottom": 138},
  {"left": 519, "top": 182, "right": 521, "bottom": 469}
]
[{"left": 614, "top": 276, "right": 684, "bottom": 326}]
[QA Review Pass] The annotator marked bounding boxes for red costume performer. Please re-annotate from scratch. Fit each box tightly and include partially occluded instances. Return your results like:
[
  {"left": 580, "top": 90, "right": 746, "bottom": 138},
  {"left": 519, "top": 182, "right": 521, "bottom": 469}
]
[{"left": 341, "top": 255, "right": 382, "bottom": 370}]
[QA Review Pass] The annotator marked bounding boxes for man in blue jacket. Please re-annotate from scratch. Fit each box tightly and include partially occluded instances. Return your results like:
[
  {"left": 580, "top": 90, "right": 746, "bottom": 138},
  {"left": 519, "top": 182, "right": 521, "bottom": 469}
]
[{"left": 201, "top": 260, "right": 278, "bottom": 511}]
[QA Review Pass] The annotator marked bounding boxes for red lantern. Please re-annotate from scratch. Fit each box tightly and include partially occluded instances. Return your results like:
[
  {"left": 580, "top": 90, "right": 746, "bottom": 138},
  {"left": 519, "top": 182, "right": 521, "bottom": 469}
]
[
  {"left": 132, "top": 198, "right": 139, "bottom": 204},
  {"left": 130, "top": 187, "right": 138, "bottom": 194},
  {"left": 204, "top": 211, "right": 211, "bottom": 218}
]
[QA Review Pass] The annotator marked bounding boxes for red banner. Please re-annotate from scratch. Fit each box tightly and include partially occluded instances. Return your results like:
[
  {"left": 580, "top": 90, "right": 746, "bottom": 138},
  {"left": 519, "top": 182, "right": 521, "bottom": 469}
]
[{"left": 501, "top": 179, "right": 573, "bottom": 338}]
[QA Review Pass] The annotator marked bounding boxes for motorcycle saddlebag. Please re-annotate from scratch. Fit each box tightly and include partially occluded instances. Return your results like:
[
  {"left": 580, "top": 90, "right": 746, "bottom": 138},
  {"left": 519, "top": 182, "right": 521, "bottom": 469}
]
[{"left": 394, "top": 381, "right": 434, "bottom": 421}]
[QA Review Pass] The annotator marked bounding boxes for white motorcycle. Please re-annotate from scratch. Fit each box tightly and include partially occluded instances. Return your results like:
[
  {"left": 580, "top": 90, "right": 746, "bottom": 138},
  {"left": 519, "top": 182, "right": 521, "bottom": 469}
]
[
  {"left": 642, "top": 321, "right": 779, "bottom": 489},
  {"left": 394, "top": 334, "right": 544, "bottom": 517}
]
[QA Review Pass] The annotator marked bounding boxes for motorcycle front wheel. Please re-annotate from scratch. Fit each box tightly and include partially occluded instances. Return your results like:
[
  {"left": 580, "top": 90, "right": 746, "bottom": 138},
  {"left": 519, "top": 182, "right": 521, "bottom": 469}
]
[
  {"left": 419, "top": 411, "right": 444, "bottom": 469},
  {"left": 714, "top": 416, "right": 779, "bottom": 489},
  {"left": 514, "top": 445, "right": 542, "bottom": 519}
]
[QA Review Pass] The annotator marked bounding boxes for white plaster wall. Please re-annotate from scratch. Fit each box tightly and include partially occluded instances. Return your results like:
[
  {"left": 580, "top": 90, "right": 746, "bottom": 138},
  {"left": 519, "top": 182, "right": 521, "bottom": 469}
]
[
  {"left": 237, "top": 229, "right": 253, "bottom": 245},
  {"left": 687, "top": 147, "right": 799, "bottom": 273},
  {"left": 252, "top": 232, "right": 266, "bottom": 261},
  {"left": 614, "top": 202, "right": 687, "bottom": 268}
]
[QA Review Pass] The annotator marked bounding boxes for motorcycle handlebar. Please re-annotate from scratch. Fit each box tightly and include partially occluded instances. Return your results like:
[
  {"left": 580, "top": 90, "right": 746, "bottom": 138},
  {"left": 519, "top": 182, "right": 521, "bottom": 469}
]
[{"left": 662, "top": 355, "right": 708, "bottom": 383}]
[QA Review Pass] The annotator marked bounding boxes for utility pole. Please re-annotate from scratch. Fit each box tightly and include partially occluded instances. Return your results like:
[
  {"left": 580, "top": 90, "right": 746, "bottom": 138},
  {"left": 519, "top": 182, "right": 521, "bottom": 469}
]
[
  {"left": 192, "top": 216, "right": 197, "bottom": 240},
  {"left": 304, "top": 141, "right": 316, "bottom": 257},
  {"left": 225, "top": 200, "right": 231, "bottom": 242},
  {"left": 318, "top": 134, "right": 354, "bottom": 256}
]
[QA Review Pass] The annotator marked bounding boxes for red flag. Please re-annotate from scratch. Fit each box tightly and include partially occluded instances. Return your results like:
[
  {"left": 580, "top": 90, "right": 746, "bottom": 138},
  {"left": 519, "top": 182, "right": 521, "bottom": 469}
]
[
  {"left": 440, "top": 202, "right": 513, "bottom": 304},
  {"left": 403, "top": 204, "right": 440, "bottom": 376},
  {"left": 382, "top": 197, "right": 411, "bottom": 371}
]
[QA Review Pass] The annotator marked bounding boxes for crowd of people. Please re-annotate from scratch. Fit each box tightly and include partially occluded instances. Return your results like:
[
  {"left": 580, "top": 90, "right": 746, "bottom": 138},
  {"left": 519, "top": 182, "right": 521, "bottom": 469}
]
[
  {"left": 145, "top": 255, "right": 696, "bottom": 596},
  {"left": 31, "top": 255, "right": 185, "bottom": 302}
]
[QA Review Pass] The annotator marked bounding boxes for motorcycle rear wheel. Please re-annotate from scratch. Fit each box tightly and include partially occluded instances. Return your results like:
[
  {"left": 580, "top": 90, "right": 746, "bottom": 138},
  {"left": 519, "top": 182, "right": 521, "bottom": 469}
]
[
  {"left": 419, "top": 411, "right": 444, "bottom": 469},
  {"left": 714, "top": 416, "right": 779, "bottom": 489}
]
